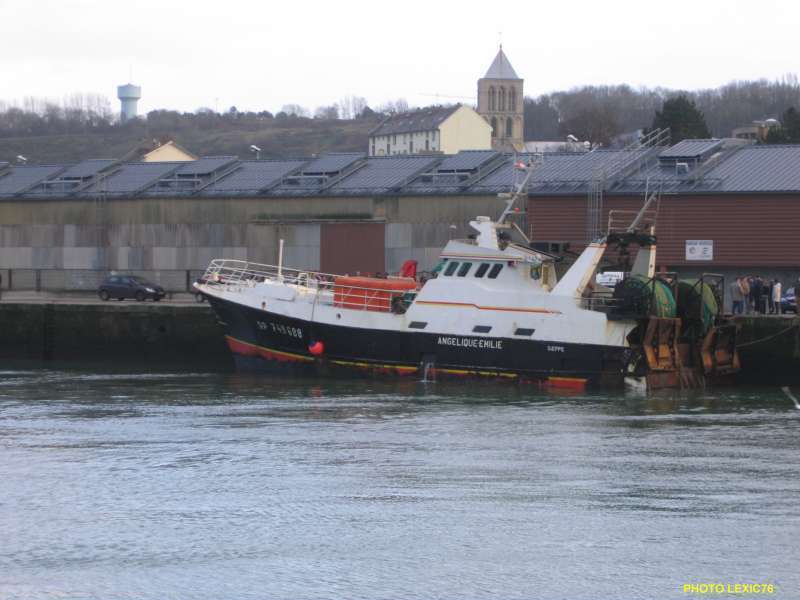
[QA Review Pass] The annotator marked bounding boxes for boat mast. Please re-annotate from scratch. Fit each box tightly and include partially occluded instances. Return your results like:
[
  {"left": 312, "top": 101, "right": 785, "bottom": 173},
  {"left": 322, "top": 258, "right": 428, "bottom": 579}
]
[{"left": 497, "top": 153, "right": 543, "bottom": 225}]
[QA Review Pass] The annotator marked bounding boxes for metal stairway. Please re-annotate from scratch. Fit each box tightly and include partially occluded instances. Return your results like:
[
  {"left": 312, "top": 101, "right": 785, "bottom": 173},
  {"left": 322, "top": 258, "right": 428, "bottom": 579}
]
[{"left": 586, "top": 128, "right": 670, "bottom": 242}]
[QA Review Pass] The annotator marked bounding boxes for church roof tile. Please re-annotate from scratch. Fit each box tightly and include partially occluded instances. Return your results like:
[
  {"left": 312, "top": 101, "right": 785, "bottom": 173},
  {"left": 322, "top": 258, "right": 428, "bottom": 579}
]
[{"left": 483, "top": 47, "right": 520, "bottom": 79}]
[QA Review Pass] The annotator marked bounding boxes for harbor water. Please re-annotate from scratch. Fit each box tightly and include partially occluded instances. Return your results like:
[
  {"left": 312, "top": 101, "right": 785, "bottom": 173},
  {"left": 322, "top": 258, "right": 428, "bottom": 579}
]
[{"left": 1, "top": 368, "right": 799, "bottom": 599}]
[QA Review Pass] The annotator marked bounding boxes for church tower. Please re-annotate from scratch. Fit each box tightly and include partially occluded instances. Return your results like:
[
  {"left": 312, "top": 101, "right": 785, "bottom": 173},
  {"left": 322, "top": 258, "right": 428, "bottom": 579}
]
[{"left": 477, "top": 46, "right": 524, "bottom": 151}]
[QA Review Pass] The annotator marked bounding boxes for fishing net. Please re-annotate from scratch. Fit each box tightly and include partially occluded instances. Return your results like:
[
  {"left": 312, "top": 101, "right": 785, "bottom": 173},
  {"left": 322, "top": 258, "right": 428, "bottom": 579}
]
[
  {"left": 612, "top": 274, "right": 677, "bottom": 318},
  {"left": 676, "top": 279, "right": 719, "bottom": 337}
]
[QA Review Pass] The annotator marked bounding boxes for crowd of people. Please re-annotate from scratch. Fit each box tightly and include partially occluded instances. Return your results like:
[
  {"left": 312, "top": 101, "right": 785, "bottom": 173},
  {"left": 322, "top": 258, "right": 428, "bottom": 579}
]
[{"left": 729, "top": 276, "right": 789, "bottom": 315}]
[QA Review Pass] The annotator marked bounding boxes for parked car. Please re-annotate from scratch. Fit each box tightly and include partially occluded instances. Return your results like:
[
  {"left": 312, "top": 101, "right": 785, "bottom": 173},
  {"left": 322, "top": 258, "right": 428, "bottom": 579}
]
[
  {"left": 98, "top": 275, "right": 166, "bottom": 302},
  {"left": 781, "top": 287, "right": 797, "bottom": 314},
  {"left": 193, "top": 276, "right": 210, "bottom": 302}
]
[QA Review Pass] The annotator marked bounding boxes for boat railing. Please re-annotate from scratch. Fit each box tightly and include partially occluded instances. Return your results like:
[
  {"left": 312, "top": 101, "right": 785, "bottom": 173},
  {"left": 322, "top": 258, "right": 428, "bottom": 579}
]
[
  {"left": 203, "top": 258, "right": 333, "bottom": 289},
  {"left": 201, "top": 259, "right": 417, "bottom": 313},
  {"left": 581, "top": 291, "right": 621, "bottom": 313}
]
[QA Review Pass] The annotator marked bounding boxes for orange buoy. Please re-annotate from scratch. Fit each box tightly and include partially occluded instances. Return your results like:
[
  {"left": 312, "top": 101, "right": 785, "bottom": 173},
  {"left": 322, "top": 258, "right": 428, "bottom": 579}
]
[{"left": 308, "top": 341, "right": 324, "bottom": 356}]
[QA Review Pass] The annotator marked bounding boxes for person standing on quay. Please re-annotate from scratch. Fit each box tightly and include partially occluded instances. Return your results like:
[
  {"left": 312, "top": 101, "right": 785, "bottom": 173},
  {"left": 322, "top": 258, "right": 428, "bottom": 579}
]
[
  {"left": 750, "top": 276, "right": 761, "bottom": 314},
  {"left": 766, "top": 278, "right": 775, "bottom": 313},
  {"left": 730, "top": 277, "right": 744, "bottom": 314},
  {"left": 740, "top": 276, "right": 751, "bottom": 314},
  {"left": 773, "top": 279, "right": 783, "bottom": 315}
]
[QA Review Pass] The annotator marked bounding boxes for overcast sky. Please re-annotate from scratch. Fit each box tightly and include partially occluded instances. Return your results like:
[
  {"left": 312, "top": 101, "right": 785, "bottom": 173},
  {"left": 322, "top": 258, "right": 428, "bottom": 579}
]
[{"left": 1, "top": 0, "right": 798, "bottom": 115}]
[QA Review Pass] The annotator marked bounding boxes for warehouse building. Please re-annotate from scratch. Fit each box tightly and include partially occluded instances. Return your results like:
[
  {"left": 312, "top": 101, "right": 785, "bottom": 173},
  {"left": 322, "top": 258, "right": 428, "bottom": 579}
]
[
  {"left": 525, "top": 139, "right": 800, "bottom": 290},
  {"left": 1, "top": 141, "right": 800, "bottom": 296}
]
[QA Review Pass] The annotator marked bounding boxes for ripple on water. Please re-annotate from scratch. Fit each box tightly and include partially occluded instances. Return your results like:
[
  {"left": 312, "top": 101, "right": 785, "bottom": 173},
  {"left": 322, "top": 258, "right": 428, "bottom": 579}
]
[{"left": 0, "top": 371, "right": 799, "bottom": 599}]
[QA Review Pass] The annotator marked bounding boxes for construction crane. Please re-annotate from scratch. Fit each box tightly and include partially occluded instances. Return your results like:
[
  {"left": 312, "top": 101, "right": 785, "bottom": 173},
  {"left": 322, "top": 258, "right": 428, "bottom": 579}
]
[{"left": 419, "top": 93, "right": 475, "bottom": 102}]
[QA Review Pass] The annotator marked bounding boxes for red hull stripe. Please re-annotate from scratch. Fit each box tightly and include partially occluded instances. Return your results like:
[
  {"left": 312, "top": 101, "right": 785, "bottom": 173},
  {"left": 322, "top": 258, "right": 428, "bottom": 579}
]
[
  {"left": 226, "top": 336, "right": 314, "bottom": 363},
  {"left": 225, "top": 335, "right": 531, "bottom": 380},
  {"left": 545, "top": 376, "right": 588, "bottom": 390}
]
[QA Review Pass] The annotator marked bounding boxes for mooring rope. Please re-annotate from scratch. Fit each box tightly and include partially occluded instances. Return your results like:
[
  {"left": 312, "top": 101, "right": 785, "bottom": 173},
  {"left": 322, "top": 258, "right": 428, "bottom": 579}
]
[{"left": 737, "top": 323, "right": 799, "bottom": 348}]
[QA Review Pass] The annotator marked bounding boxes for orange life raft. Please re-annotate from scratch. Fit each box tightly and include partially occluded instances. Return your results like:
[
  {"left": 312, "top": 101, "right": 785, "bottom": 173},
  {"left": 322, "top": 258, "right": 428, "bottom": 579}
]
[{"left": 333, "top": 276, "right": 417, "bottom": 312}]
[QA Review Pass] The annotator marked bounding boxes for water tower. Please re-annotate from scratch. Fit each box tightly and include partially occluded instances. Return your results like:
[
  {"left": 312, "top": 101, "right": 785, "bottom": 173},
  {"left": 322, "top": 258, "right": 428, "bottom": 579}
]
[{"left": 117, "top": 83, "right": 141, "bottom": 122}]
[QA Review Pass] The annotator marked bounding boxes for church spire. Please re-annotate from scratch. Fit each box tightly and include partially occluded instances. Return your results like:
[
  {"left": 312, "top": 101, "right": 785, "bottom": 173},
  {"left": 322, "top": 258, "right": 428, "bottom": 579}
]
[{"left": 483, "top": 46, "right": 520, "bottom": 80}]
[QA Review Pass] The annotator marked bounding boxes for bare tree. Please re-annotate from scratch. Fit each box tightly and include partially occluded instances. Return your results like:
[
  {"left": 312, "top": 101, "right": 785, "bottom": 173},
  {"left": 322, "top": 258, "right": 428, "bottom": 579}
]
[
  {"left": 337, "top": 95, "right": 368, "bottom": 119},
  {"left": 281, "top": 104, "right": 309, "bottom": 118},
  {"left": 314, "top": 104, "right": 340, "bottom": 120},
  {"left": 376, "top": 98, "right": 410, "bottom": 115}
]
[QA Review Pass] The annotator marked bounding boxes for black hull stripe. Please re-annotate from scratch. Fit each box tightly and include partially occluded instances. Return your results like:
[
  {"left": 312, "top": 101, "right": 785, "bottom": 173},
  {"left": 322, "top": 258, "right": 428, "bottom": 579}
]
[{"left": 208, "top": 294, "right": 629, "bottom": 386}]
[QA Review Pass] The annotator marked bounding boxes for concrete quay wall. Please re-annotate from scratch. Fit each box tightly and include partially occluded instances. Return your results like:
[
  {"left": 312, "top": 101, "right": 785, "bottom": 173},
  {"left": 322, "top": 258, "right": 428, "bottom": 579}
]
[{"left": 0, "top": 301, "right": 233, "bottom": 370}]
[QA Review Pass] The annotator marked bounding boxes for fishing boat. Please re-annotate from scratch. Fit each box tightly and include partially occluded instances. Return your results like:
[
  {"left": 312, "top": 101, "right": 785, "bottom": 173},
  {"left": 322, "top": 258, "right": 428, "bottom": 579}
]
[{"left": 196, "top": 161, "right": 739, "bottom": 390}]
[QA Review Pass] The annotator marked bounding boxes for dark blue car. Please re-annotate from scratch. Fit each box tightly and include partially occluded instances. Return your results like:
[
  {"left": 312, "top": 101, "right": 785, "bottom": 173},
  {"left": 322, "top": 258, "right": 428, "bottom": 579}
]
[
  {"left": 98, "top": 275, "right": 165, "bottom": 302},
  {"left": 781, "top": 287, "right": 796, "bottom": 314}
]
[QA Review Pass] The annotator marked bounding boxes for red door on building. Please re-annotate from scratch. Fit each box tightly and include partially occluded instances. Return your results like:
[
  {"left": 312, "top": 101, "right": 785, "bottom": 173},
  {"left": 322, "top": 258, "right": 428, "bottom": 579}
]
[{"left": 320, "top": 222, "right": 385, "bottom": 275}]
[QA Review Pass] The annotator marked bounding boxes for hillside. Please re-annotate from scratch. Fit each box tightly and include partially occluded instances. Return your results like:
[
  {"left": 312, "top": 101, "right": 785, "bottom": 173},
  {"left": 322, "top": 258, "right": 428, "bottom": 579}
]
[{"left": 0, "top": 114, "right": 380, "bottom": 164}]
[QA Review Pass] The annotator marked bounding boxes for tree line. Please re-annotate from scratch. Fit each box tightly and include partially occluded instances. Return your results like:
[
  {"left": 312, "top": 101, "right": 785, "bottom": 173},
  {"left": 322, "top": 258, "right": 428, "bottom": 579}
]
[
  {"left": 524, "top": 76, "right": 800, "bottom": 145},
  {"left": 3, "top": 76, "right": 800, "bottom": 147},
  {"left": 0, "top": 94, "right": 410, "bottom": 139}
]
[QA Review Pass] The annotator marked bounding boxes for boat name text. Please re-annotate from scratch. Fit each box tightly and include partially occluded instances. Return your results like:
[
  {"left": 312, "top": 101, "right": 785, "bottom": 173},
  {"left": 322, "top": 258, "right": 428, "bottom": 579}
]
[{"left": 437, "top": 336, "right": 503, "bottom": 350}]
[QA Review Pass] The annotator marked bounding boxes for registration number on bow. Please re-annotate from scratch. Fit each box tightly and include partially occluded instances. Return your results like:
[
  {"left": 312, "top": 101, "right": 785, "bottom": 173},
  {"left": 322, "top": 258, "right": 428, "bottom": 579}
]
[{"left": 257, "top": 320, "right": 303, "bottom": 339}]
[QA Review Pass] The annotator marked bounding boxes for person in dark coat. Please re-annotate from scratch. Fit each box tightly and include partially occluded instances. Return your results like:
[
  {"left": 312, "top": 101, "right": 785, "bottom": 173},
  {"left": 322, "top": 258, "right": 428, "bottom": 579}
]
[
  {"left": 750, "top": 277, "right": 762, "bottom": 314},
  {"left": 766, "top": 279, "right": 775, "bottom": 313}
]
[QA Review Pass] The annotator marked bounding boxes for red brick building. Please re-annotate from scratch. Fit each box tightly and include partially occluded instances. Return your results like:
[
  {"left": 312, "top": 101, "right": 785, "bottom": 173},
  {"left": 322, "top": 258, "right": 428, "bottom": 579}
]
[{"left": 524, "top": 141, "right": 800, "bottom": 295}]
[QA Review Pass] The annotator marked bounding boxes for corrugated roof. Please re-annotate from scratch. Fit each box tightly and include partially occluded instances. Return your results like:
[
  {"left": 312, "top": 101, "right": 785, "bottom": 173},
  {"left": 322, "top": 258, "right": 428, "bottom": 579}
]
[
  {"left": 483, "top": 47, "right": 520, "bottom": 79},
  {"left": 327, "top": 156, "right": 439, "bottom": 193},
  {"left": 705, "top": 145, "right": 800, "bottom": 193},
  {"left": 470, "top": 150, "right": 651, "bottom": 194},
  {"left": 271, "top": 153, "right": 367, "bottom": 196},
  {"left": 403, "top": 151, "right": 502, "bottom": 194},
  {"left": 79, "top": 162, "right": 179, "bottom": 195},
  {"left": 436, "top": 150, "right": 498, "bottom": 172},
  {"left": 58, "top": 159, "right": 116, "bottom": 180},
  {"left": 0, "top": 165, "right": 64, "bottom": 196},
  {"left": 173, "top": 156, "right": 237, "bottom": 176},
  {"left": 5, "top": 144, "right": 800, "bottom": 199},
  {"left": 202, "top": 160, "right": 306, "bottom": 194},
  {"left": 370, "top": 106, "right": 459, "bottom": 137},
  {"left": 659, "top": 139, "right": 723, "bottom": 160},
  {"left": 300, "top": 152, "right": 364, "bottom": 174}
]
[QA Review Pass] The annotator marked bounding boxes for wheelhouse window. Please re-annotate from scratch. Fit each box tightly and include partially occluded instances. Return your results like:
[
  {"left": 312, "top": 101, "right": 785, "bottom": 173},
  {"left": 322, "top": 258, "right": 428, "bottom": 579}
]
[
  {"left": 473, "top": 325, "right": 492, "bottom": 333},
  {"left": 487, "top": 264, "right": 503, "bottom": 279},
  {"left": 457, "top": 262, "right": 472, "bottom": 277},
  {"left": 474, "top": 263, "right": 490, "bottom": 278},
  {"left": 444, "top": 261, "right": 460, "bottom": 276}
]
